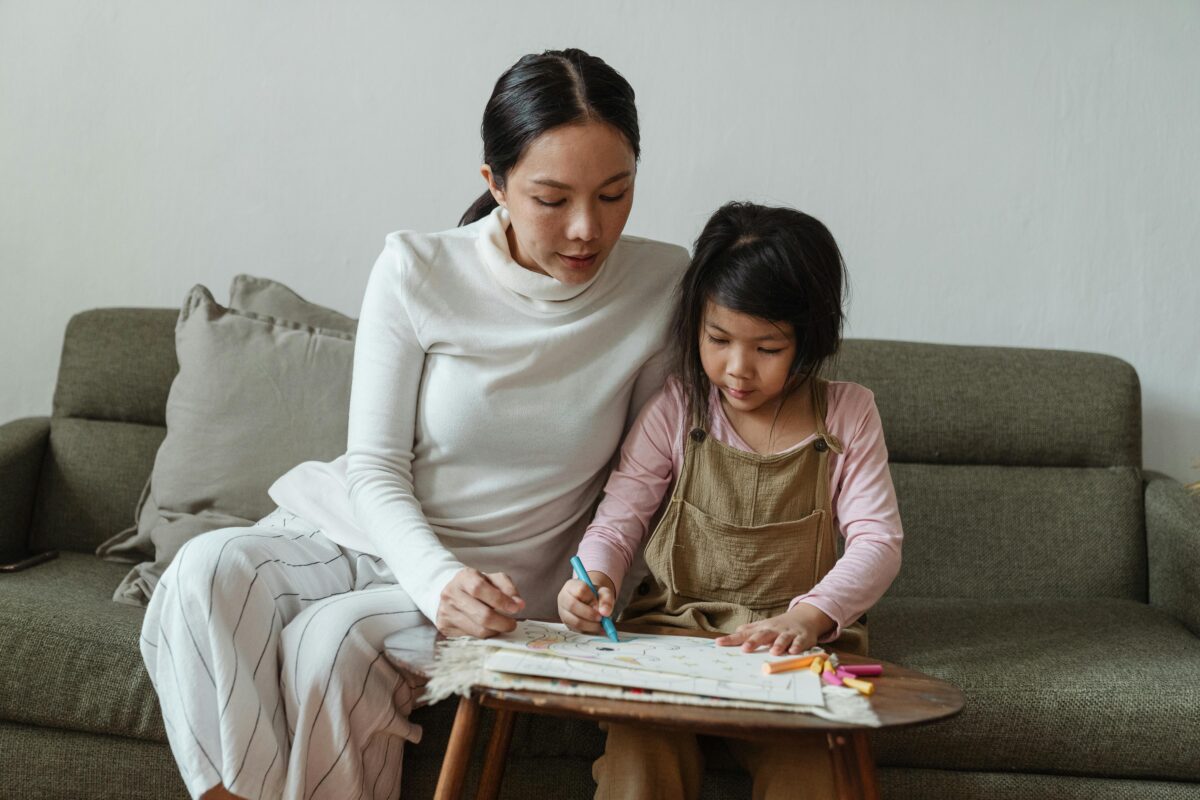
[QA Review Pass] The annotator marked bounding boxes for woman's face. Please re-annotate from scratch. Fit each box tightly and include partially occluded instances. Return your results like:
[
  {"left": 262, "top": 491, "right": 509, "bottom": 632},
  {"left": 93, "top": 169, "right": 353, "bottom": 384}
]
[{"left": 483, "top": 121, "right": 636, "bottom": 285}]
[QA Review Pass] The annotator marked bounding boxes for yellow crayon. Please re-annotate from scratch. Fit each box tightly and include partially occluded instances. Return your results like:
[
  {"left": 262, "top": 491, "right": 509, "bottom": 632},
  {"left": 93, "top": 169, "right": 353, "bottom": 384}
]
[
  {"left": 809, "top": 657, "right": 824, "bottom": 675},
  {"left": 842, "top": 677, "right": 876, "bottom": 696}
]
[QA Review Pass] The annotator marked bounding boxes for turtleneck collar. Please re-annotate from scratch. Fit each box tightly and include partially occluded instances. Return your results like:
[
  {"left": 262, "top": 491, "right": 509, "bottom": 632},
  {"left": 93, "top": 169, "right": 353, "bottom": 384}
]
[{"left": 475, "top": 205, "right": 605, "bottom": 308}]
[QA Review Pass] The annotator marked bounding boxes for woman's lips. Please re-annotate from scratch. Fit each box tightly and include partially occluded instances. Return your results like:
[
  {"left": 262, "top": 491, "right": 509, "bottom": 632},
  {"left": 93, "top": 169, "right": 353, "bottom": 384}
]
[
  {"left": 557, "top": 252, "right": 598, "bottom": 271},
  {"left": 725, "top": 387, "right": 753, "bottom": 400}
]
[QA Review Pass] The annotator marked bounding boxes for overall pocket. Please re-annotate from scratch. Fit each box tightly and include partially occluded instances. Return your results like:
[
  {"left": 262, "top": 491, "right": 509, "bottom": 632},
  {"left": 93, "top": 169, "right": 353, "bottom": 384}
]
[{"left": 668, "top": 500, "right": 825, "bottom": 610}]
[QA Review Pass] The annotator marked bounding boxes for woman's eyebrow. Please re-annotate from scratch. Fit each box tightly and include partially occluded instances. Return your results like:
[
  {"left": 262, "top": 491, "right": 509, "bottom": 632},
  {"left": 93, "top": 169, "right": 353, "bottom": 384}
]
[{"left": 531, "top": 170, "right": 633, "bottom": 190}]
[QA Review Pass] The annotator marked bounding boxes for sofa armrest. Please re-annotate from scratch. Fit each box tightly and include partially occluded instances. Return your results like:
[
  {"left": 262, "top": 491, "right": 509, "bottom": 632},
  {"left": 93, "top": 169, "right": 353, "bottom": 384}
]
[
  {"left": 0, "top": 416, "right": 50, "bottom": 554},
  {"left": 1146, "top": 470, "right": 1200, "bottom": 636}
]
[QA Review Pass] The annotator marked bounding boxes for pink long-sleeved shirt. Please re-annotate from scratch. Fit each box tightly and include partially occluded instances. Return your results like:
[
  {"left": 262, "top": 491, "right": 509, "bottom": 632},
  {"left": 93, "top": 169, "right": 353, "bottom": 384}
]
[{"left": 577, "top": 378, "right": 903, "bottom": 638}]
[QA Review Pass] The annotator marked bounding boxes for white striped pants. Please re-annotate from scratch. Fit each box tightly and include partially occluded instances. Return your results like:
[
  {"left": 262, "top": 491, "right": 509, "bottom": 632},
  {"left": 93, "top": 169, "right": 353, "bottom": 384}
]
[{"left": 140, "top": 509, "right": 430, "bottom": 800}]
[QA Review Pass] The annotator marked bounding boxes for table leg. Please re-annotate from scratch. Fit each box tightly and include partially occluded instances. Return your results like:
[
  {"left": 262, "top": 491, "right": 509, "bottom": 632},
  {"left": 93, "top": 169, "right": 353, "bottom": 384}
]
[
  {"left": 475, "top": 708, "right": 516, "bottom": 800},
  {"left": 827, "top": 731, "right": 880, "bottom": 800},
  {"left": 434, "top": 695, "right": 482, "bottom": 800},
  {"left": 850, "top": 732, "right": 880, "bottom": 799}
]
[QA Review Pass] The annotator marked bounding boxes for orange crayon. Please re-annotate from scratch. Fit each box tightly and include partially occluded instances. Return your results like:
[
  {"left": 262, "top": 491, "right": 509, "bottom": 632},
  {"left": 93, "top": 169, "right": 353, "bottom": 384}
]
[{"left": 761, "top": 654, "right": 822, "bottom": 675}]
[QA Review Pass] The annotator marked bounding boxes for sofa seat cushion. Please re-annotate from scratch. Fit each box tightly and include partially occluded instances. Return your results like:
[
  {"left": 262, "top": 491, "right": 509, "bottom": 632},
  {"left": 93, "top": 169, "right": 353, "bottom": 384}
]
[
  {"left": 871, "top": 597, "right": 1200, "bottom": 782},
  {"left": 0, "top": 553, "right": 165, "bottom": 741}
]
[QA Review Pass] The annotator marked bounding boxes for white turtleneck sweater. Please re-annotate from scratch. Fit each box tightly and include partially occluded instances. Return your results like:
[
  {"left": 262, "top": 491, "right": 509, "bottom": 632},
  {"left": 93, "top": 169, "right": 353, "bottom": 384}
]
[{"left": 269, "top": 207, "right": 688, "bottom": 622}]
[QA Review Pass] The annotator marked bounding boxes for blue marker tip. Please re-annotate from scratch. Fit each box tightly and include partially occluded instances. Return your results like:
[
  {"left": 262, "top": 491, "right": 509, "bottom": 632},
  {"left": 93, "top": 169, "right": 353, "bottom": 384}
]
[{"left": 570, "top": 556, "right": 620, "bottom": 643}]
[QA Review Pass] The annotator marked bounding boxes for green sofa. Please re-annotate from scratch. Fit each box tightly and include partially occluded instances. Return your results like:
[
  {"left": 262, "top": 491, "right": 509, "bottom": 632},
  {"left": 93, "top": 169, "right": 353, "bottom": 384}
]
[{"left": 2, "top": 308, "right": 1198, "bottom": 799}]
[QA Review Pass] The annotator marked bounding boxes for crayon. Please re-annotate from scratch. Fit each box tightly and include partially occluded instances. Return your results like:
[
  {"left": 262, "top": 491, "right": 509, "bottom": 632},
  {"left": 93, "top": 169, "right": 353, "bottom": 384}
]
[
  {"left": 569, "top": 556, "right": 619, "bottom": 643},
  {"left": 820, "top": 664, "right": 844, "bottom": 687},
  {"left": 761, "top": 654, "right": 821, "bottom": 675},
  {"left": 821, "top": 671, "right": 844, "bottom": 687},
  {"left": 840, "top": 664, "right": 883, "bottom": 677},
  {"left": 810, "top": 657, "right": 825, "bottom": 675},
  {"left": 842, "top": 677, "right": 876, "bottom": 696}
]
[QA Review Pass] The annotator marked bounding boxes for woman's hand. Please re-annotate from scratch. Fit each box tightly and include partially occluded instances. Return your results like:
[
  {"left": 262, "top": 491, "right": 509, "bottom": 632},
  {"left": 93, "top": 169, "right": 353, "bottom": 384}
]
[
  {"left": 436, "top": 567, "right": 526, "bottom": 638},
  {"left": 558, "top": 571, "right": 616, "bottom": 634},
  {"left": 714, "top": 602, "right": 835, "bottom": 655}
]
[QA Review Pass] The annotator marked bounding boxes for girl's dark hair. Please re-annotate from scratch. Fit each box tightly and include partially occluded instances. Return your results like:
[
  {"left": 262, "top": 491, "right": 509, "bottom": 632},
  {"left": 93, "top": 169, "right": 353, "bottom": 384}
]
[
  {"left": 459, "top": 49, "right": 640, "bottom": 226},
  {"left": 671, "top": 202, "right": 848, "bottom": 425}
]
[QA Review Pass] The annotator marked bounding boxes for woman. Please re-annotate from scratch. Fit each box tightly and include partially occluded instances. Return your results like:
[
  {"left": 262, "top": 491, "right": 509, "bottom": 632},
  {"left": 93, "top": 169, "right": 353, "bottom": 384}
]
[{"left": 140, "top": 48, "right": 688, "bottom": 800}]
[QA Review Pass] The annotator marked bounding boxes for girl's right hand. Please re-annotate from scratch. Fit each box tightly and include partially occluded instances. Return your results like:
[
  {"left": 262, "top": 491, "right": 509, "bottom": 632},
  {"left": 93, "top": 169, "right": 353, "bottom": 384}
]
[
  {"left": 558, "top": 571, "right": 617, "bottom": 634},
  {"left": 436, "top": 567, "right": 525, "bottom": 638}
]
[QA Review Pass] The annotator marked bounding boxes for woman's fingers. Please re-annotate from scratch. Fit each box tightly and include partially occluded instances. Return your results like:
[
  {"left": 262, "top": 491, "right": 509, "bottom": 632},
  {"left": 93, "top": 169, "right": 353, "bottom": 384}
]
[
  {"left": 451, "top": 591, "right": 517, "bottom": 637},
  {"left": 460, "top": 569, "right": 522, "bottom": 614},
  {"left": 484, "top": 571, "right": 525, "bottom": 612}
]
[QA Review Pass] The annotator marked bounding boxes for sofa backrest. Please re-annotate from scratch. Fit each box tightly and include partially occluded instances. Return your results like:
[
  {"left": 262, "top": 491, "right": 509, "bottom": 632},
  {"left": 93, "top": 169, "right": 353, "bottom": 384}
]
[
  {"left": 29, "top": 309, "right": 177, "bottom": 554},
  {"left": 835, "top": 339, "right": 1145, "bottom": 602},
  {"left": 31, "top": 311, "right": 1147, "bottom": 603}
]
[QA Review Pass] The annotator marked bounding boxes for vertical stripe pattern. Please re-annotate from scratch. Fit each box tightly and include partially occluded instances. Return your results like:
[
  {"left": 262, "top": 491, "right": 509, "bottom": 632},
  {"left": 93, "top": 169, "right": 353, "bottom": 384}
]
[{"left": 141, "top": 509, "right": 428, "bottom": 800}]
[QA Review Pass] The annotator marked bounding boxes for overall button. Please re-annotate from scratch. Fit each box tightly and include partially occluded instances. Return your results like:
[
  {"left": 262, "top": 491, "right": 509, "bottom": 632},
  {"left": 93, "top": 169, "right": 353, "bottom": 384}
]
[
  {"left": 689, "top": 428, "right": 707, "bottom": 443},
  {"left": 637, "top": 581, "right": 651, "bottom": 596},
  {"left": 814, "top": 438, "right": 828, "bottom": 452}
]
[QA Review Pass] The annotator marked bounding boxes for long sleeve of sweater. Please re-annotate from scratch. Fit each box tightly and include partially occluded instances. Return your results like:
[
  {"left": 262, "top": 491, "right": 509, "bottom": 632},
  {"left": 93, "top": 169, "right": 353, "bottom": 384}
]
[{"left": 344, "top": 243, "right": 465, "bottom": 621}]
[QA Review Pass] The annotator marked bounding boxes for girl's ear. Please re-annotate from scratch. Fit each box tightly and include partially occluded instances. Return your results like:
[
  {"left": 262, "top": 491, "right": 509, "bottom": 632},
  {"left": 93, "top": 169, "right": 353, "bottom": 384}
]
[{"left": 480, "top": 165, "right": 507, "bottom": 208}]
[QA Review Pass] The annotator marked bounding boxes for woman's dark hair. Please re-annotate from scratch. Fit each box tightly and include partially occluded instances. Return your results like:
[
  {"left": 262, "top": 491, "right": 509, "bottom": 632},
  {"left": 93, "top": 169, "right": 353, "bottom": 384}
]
[
  {"left": 459, "top": 48, "right": 640, "bottom": 226},
  {"left": 671, "top": 202, "right": 848, "bottom": 425}
]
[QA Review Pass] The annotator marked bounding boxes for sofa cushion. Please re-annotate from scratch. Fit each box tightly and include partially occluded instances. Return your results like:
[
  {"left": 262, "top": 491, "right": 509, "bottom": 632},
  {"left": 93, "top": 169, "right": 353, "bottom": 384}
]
[
  {"left": 52, "top": 309, "right": 179, "bottom": 427},
  {"left": 888, "top": 463, "right": 1146, "bottom": 600},
  {"left": 96, "top": 285, "right": 356, "bottom": 606},
  {"left": 836, "top": 340, "right": 1141, "bottom": 469},
  {"left": 0, "top": 553, "right": 164, "bottom": 741},
  {"left": 870, "top": 597, "right": 1200, "bottom": 782},
  {"left": 29, "top": 418, "right": 166, "bottom": 554},
  {"left": 228, "top": 274, "right": 357, "bottom": 335}
]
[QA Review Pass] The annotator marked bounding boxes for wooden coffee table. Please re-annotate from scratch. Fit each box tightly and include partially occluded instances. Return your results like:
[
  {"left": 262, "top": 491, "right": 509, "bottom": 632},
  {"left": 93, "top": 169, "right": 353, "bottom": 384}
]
[{"left": 431, "top": 626, "right": 963, "bottom": 800}]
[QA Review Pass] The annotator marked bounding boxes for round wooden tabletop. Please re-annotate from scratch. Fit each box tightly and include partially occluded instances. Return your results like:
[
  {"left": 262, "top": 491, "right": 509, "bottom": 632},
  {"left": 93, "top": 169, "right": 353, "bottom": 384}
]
[{"left": 472, "top": 624, "right": 963, "bottom": 737}]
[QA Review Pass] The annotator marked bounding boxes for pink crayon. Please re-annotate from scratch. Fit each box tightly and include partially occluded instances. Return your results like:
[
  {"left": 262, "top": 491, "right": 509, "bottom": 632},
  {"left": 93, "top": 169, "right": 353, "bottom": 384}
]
[
  {"left": 820, "top": 661, "right": 844, "bottom": 687},
  {"left": 820, "top": 670, "right": 844, "bottom": 687},
  {"left": 840, "top": 664, "right": 883, "bottom": 677}
]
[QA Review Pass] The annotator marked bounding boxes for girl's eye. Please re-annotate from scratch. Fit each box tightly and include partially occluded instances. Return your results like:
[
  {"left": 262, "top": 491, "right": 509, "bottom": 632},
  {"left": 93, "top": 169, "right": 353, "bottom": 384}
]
[
  {"left": 758, "top": 348, "right": 784, "bottom": 355},
  {"left": 706, "top": 336, "right": 729, "bottom": 346},
  {"left": 599, "top": 191, "right": 628, "bottom": 203},
  {"left": 535, "top": 198, "right": 566, "bottom": 208}
]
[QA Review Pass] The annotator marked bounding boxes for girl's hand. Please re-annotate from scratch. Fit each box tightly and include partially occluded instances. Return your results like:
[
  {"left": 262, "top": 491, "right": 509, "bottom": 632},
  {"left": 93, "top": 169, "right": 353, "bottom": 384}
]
[
  {"left": 436, "top": 567, "right": 525, "bottom": 638},
  {"left": 558, "top": 571, "right": 617, "bottom": 634},
  {"left": 714, "top": 603, "right": 835, "bottom": 655}
]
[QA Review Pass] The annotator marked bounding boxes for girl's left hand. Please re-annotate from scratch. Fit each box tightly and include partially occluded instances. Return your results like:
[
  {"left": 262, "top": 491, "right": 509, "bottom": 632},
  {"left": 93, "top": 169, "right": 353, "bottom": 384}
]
[{"left": 714, "top": 603, "right": 835, "bottom": 655}]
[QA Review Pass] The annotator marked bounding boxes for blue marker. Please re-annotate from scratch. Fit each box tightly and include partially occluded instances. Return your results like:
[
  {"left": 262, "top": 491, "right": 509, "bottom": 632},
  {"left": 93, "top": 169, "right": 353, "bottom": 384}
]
[{"left": 570, "top": 556, "right": 620, "bottom": 643}]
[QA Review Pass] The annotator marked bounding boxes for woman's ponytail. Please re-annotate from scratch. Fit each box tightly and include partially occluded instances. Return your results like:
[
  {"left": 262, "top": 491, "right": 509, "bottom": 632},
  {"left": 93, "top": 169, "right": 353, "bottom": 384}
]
[{"left": 459, "top": 191, "right": 499, "bottom": 227}]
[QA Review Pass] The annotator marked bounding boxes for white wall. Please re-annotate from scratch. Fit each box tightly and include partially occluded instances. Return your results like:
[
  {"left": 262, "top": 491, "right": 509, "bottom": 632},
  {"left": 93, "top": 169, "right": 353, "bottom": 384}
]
[{"left": 3, "top": 1, "right": 1197, "bottom": 482}]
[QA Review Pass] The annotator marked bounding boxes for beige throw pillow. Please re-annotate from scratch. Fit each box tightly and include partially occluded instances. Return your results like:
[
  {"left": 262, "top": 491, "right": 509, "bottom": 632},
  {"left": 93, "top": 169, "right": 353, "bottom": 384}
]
[
  {"left": 228, "top": 274, "right": 357, "bottom": 335},
  {"left": 98, "top": 281, "right": 355, "bottom": 606}
]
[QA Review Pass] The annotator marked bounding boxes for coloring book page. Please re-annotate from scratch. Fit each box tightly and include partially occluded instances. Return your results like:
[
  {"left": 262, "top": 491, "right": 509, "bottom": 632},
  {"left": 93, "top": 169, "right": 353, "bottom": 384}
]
[
  {"left": 484, "top": 648, "right": 825, "bottom": 707},
  {"left": 476, "top": 621, "right": 822, "bottom": 700}
]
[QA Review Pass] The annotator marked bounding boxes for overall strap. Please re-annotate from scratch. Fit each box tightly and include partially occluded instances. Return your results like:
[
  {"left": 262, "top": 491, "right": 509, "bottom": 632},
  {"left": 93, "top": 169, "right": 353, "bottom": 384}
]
[{"left": 811, "top": 378, "right": 843, "bottom": 454}]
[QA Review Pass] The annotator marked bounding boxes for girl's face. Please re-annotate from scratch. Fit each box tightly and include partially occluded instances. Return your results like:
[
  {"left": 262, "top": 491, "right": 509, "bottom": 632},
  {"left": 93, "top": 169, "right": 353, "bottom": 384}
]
[
  {"left": 482, "top": 121, "right": 636, "bottom": 285},
  {"left": 700, "top": 302, "right": 797, "bottom": 414}
]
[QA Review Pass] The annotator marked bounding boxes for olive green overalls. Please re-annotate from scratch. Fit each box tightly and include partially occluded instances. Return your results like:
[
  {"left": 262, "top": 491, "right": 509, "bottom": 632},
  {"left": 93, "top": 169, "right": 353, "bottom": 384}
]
[{"left": 593, "top": 379, "right": 866, "bottom": 800}]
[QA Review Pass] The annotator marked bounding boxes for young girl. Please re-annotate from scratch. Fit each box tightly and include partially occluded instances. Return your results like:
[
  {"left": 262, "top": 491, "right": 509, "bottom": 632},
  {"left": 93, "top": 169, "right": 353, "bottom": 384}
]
[{"left": 558, "top": 202, "right": 903, "bottom": 800}]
